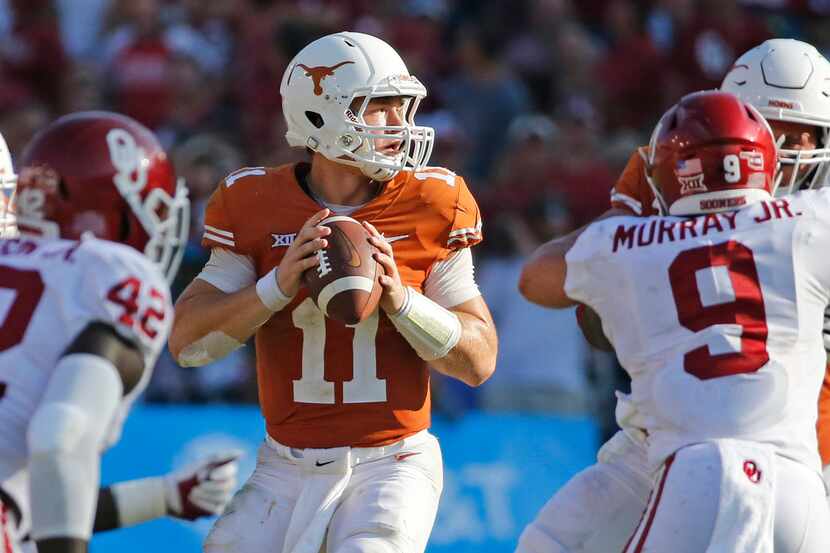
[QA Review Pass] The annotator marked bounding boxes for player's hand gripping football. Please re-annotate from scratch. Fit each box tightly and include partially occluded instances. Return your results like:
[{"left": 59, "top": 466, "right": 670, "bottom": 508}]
[
  {"left": 164, "top": 450, "right": 242, "bottom": 520},
  {"left": 277, "top": 208, "right": 331, "bottom": 297},
  {"left": 363, "top": 221, "right": 407, "bottom": 313}
]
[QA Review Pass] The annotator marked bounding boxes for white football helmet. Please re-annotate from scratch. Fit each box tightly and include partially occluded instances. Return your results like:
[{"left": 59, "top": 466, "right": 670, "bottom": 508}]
[
  {"left": 721, "top": 39, "right": 830, "bottom": 194},
  {"left": 0, "top": 132, "right": 18, "bottom": 238},
  {"left": 280, "top": 32, "right": 434, "bottom": 181}
]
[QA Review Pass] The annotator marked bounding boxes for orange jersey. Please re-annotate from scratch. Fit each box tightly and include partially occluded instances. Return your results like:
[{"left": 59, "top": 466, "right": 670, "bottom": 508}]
[
  {"left": 820, "top": 363, "right": 830, "bottom": 465},
  {"left": 202, "top": 163, "right": 482, "bottom": 448},
  {"left": 609, "top": 146, "right": 830, "bottom": 466},
  {"left": 609, "top": 146, "right": 658, "bottom": 216}
]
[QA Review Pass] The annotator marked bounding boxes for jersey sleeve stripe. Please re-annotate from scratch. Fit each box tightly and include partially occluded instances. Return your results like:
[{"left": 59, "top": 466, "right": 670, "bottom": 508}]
[
  {"left": 610, "top": 191, "right": 643, "bottom": 214},
  {"left": 204, "top": 225, "right": 234, "bottom": 238},
  {"left": 203, "top": 232, "right": 235, "bottom": 247},
  {"left": 413, "top": 171, "right": 456, "bottom": 185},
  {"left": 448, "top": 222, "right": 482, "bottom": 238},
  {"left": 224, "top": 167, "right": 266, "bottom": 187},
  {"left": 447, "top": 232, "right": 482, "bottom": 246}
]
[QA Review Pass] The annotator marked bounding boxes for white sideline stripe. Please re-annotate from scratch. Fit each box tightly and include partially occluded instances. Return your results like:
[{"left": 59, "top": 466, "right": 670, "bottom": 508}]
[
  {"left": 317, "top": 276, "right": 375, "bottom": 316},
  {"left": 204, "top": 225, "right": 234, "bottom": 238},
  {"left": 203, "top": 232, "right": 235, "bottom": 246}
]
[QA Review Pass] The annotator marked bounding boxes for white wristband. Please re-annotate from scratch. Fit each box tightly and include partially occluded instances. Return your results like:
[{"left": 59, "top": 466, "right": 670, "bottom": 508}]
[
  {"left": 110, "top": 476, "right": 168, "bottom": 527},
  {"left": 256, "top": 267, "right": 293, "bottom": 312},
  {"left": 389, "top": 287, "right": 462, "bottom": 361}
]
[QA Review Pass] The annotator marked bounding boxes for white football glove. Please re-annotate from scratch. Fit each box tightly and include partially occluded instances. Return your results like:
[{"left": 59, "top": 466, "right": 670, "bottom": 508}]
[{"left": 164, "top": 450, "right": 242, "bottom": 520}]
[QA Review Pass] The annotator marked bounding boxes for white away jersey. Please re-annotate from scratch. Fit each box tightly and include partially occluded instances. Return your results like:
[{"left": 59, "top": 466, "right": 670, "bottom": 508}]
[
  {"left": 0, "top": 236, "right": 172, "bottom": 526},
  {"left": 565, "top": 190, "right": 830, "bottom": 472}
]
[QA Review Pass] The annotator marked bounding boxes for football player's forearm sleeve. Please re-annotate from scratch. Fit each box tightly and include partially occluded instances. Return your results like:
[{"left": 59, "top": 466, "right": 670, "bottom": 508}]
[
  {"left": 93, "top": 479, "right": 168, "bottom": 532},
  {"left": 28, "top": 354, "right": 123, "bottom": 542}
]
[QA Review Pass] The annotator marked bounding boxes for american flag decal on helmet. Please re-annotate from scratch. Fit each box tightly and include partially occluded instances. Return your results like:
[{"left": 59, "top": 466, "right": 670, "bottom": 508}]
[{"left": 676, "top": 158, "right": 707, "bottom": 195}]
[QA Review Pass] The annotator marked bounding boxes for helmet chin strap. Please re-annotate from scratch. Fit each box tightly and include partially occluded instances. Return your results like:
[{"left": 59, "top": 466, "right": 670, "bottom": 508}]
[
  {"left": 361, "top": 164, "right": 397, "bottom": 181},
  {"left": 346, "top": 136, "right": 401, "bottom": 181}
]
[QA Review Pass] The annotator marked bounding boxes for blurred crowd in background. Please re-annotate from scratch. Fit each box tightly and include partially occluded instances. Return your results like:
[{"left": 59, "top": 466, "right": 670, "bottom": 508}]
[{"left": 2, "top": 0, "right": 826, "bottom": 436}]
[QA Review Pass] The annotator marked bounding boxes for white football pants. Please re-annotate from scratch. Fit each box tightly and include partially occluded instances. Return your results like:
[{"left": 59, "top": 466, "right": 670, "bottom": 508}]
[
  {"left": 204, "top": 430, "right": 442, "bottom": 553},
  {"left": 517, "top": 431, "right": 830, "bottom": 553},
  {"left": 515, "top": 430, "right": 655, "bottom": 553},
  {"left": 623, "top": 440, "right": 830, "bottom": 553}
]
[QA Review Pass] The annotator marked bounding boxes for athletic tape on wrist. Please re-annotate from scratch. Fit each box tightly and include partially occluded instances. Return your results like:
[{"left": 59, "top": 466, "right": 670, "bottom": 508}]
[{"left": 389, "top": 287, "right": 461, "bottom": 361}]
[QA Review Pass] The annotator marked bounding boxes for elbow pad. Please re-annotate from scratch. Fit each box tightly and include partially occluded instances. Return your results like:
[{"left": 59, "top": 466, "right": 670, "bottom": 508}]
[
  {"left": 388, "top": 287, "right": 462, "bottom": 361},
  {"left": 27, "top": 353, "right": 123, "bottom": 541},
  {"left": 177, "top": 331, "right": 243, "bottom": 367}
]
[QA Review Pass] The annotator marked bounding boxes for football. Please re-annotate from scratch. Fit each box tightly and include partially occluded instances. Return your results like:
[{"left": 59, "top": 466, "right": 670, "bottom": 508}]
[{"left": 302, "top": 215, "right": 383, "bottom": 325}]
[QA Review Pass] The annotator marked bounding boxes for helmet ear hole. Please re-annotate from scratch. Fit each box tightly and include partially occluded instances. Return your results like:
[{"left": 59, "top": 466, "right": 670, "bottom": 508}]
[
  {"left": 119, "top": 209, "right": 131, "bottom": 241},
  {"left": 305, "top": 111, "right": 324, "bottom": 129},
  {"left": 57, "top": 179, "right": 69, "bottom": 200}
]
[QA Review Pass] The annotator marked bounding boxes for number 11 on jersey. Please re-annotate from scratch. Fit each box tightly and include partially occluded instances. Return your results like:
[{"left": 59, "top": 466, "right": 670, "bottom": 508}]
[{"left": 291, "top": 298, "right": 387, "bottom": 404}]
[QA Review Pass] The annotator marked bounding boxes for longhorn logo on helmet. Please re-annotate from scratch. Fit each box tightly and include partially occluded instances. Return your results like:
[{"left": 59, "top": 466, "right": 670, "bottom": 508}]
[{"left": 295, "top": 61, "right": 355, "bottom": 96}]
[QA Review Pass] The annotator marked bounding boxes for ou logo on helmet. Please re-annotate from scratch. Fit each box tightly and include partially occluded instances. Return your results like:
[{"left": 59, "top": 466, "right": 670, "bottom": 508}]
[{"left": 107, "top": 128, "right": 148, "bottom": 195}]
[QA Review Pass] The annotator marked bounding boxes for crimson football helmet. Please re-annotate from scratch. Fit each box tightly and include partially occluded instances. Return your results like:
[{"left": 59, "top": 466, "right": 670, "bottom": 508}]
[
  {"left": 16, "top": 111, "right": 189, "bottom": 282},
  {"left": 646, "top": 91, "right": 778, "bottom": 216}
]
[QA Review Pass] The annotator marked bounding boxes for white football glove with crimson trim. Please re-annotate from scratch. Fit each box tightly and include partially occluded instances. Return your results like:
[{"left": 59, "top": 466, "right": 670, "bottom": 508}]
[{"left": 164, "top": 450, "right": 242, "bottom": 520}]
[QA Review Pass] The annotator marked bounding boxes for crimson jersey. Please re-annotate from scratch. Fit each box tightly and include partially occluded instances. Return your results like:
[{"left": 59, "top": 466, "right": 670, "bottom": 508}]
[
  {"left": 201, "top": 164, "right": 482, "bottom": 448},
  {"left": 609, "top": 146, "right": 830, "bottom": 466}
]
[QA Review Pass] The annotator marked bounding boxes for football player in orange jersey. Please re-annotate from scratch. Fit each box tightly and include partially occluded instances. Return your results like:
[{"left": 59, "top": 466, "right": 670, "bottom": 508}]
[
  {"left": 515, "top": 39, "right": 830, "bottom": 553},
  {"left": 168, "top": 32, "right": 497, "bottom": 553}
]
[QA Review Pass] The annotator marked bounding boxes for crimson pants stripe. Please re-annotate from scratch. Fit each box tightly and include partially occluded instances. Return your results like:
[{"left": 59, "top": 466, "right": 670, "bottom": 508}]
[
  {"left": 622, "top": 480, "right": 657, "bottom": 553},
  {"left": 1, "top": 503, "right": 11, "bottom": 553},
  {"left": 631, "top": 454, "right": 675, "bottom": 553}
]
